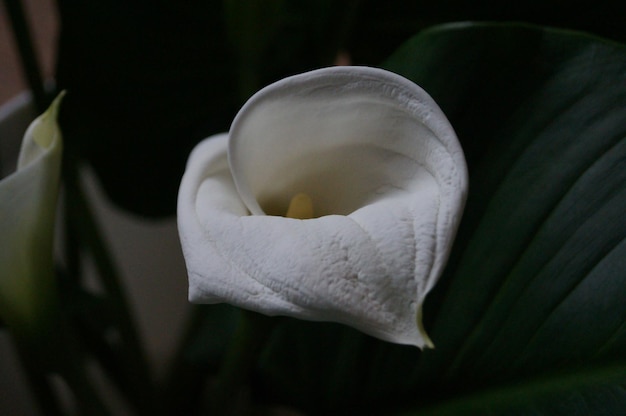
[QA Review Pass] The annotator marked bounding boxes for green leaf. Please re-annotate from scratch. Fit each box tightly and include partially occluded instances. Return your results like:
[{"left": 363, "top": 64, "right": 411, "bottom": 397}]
[
  {"left": 345, "top": 0, "right": 626, "bottom": 65},
  {"left": 383, "top": 22, "right": 626, "bottom": 414},
  {"left": 400, "top": 361, "right": 626, "bottom": 415},
  {"left": 258, "top": 23, "right": 626, "bottom": 415}
]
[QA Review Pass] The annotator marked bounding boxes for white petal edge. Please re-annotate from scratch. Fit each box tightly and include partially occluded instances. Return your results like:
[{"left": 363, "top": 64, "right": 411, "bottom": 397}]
[{"left": 178, "top": 67, "right": 467, "bottom": 347}]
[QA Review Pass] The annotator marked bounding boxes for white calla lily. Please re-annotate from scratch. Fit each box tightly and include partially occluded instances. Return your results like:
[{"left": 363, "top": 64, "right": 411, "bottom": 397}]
[
  {"left": 178, "top": 67, "right": 467, "bottom": 347},
  {"left": 0, "top": 93, "right": 64, "bottom": 335}
]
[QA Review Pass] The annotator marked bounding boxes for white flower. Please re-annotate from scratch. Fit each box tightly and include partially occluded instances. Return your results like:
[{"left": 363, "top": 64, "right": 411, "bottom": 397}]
[
  {"left": 177, "top": 67, "right": 467, "bottom": 347},
  {"left": 0, "top": 93, "right": 64, "bottom": 336}
]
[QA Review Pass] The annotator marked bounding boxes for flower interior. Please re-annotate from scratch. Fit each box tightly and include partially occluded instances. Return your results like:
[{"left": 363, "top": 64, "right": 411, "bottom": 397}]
[{"left": 228, "top": 70, "right": 449, "bottom": 219}]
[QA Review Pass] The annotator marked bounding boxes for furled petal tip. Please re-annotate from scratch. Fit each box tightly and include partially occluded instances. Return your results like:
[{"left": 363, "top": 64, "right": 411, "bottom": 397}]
[
  {"left": 0, "top": 92, "right": 64, "bottom": 335},
  {"left": 178, "top": 67, "right": 467, "bottom": 348}
]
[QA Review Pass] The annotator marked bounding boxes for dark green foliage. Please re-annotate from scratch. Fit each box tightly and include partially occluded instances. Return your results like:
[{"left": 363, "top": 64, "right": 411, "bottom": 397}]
[{"left": 253, "top": 23, "right": 626, "bottom": 415}]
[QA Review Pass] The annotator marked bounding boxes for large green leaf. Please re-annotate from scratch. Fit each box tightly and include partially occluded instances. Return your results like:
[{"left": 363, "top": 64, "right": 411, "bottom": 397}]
[
  {"left": 387, "top": 22, "right": 626, "bottom": 414},
  {"left": 256, "top": 23, "right": 626, "bottom": 415}
]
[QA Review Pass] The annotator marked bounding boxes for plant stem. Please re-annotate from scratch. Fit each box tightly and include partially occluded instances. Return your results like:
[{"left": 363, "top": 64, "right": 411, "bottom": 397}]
[
  {"left": 207, "top": 311, "right": 276, "bottom": 415},
  {"left": 13, "top": 337, "right": 64, "bottom": 416},
  {"left": 62, "top": 157, "right": 81, "bottom": 286},
  {"left": 53, "top": 327, "right": 111, "bottom": 416},
  {"left": 161, "top": 305, "right": 208, "bottom": 415},
  {"left": 62, "top": 154, "right": 157, "bottom": 413},
  {"left": 12, "top": 308, "right": 111, "bottom": 416}
]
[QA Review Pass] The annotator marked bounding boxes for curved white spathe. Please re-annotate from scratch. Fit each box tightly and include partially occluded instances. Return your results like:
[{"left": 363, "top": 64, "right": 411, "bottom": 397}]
[
  {"left": 177, "top": 67, "right": 468, "bottom": 347},
  {"left": 0, "top": 93, "right": 64, "bottom": 336}
]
